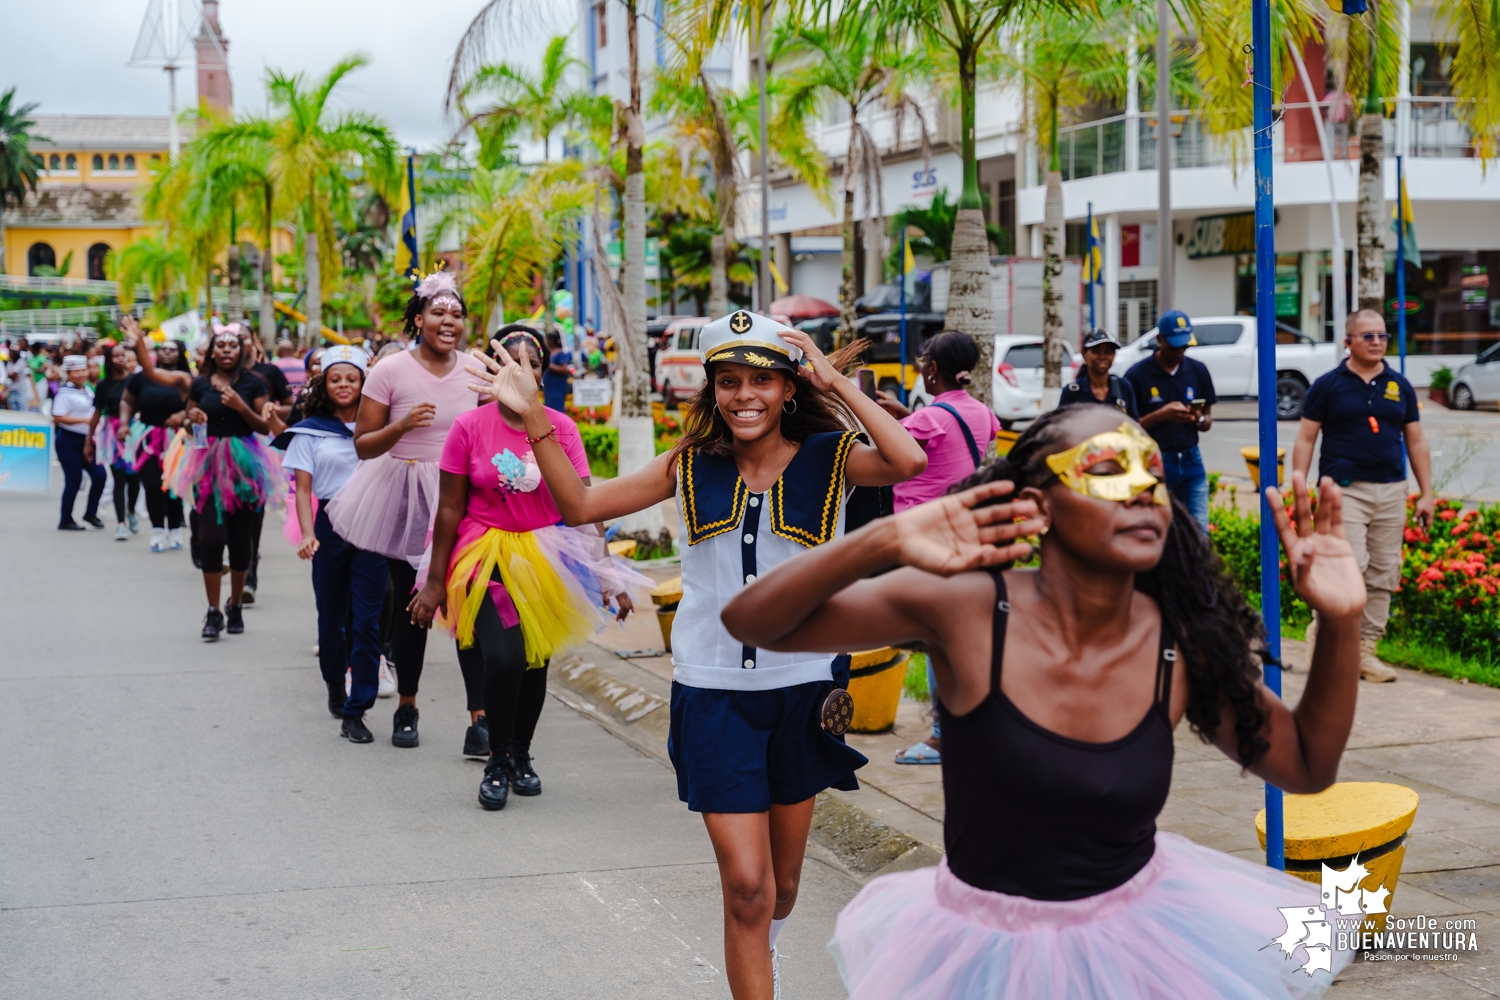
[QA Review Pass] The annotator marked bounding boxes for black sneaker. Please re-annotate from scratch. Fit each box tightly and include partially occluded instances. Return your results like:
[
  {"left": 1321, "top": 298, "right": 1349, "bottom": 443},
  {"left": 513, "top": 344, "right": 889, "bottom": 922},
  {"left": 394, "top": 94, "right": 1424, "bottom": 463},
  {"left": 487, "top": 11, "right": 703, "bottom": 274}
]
[
  {"left": 225, "top": 602, "right": 245, "bottom": 634},
  {"left": 341, "top": 715, "right": 374, "bottom": 743},
  {"left": 201, "top": 607, "right": 224, "bottom": 641},
  {"left": 84, "top": 515, "right": 106, "bottom": 529},
  {"left": 391, "top": 703, "right": 419, "bottom": 748},
  {"left": 462, "top": 716, "right": 490, "bottom": 759},
  {"left": 510, "top": 750, "right": 542, "bottom": 796},
  {"left": 58, "top": 522, "right": 87, "bottom": 531},
  {"left": 478, "top": 755, "right": 511, "bottom": 811},
  {"left": 327, "top": 681, "right": 345, "bottom": 718}
]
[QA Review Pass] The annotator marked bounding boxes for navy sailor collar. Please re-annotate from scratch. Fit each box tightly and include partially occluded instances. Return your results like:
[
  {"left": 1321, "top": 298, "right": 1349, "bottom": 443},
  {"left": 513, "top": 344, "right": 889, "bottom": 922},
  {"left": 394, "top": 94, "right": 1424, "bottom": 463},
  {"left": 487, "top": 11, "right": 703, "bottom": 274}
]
[{"left": 678, "top": 430, "right": 857, "bottom": 547}]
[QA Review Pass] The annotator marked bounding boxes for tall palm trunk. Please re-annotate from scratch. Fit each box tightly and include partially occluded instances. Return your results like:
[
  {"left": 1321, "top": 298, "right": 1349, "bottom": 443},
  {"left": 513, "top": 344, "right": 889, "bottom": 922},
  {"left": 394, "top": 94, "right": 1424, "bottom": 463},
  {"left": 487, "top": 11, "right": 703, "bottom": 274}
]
[
  {"left": 709, "top": 231, "right": 729, "bottom": 318},
  {"left": 838, "top": 186, "right": 857, "bottom": 347},
  {"left": 304, "top": 226, "right": 321, "bottom": 349},
  {"left": 1041, "top": 169, "right": 1066, "bottom": 407},
  {"left": 945, "top": 51, "right": 996, "bottom": 413},
  {"left": 227, "top": 242, "right": 243, "bottom": 323},
  {"left": 617, "top": 0, "right": 662, "bottom": 531},
  {"left": 259, "top": 185, "right": 275, "bottom": 348},
  {"left": 1355, "top": 112, "right": 1385, "bottom": 313}
]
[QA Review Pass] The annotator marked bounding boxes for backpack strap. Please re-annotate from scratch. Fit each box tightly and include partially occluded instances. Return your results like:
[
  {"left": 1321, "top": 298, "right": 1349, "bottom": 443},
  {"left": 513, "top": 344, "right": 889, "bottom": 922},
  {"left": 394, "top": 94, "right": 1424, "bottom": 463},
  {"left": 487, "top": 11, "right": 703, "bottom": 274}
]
[{"left": 932, "top": 402, "right": 982, "bottom": 468}]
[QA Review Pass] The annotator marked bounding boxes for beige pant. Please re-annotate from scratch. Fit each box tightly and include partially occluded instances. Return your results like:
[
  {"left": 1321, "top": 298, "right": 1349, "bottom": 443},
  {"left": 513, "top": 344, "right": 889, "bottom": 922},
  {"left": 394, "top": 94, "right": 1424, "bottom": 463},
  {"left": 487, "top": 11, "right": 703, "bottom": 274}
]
[{"left": 1338, "top": 480, "right": 1408, "bottom": 641}]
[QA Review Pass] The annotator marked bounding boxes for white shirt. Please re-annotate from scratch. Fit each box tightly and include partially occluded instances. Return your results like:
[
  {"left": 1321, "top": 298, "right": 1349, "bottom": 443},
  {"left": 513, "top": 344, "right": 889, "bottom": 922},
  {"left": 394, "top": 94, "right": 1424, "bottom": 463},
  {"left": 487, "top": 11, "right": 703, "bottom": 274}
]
[
  {"left": 670, "top": 486, "right": 845, "bottom": 692},
  {"left": 282, "top": 423, "right": 359, "bottom": 499},
  {"left": 52, "top": 383, "right": 95, "bottom": 434}
]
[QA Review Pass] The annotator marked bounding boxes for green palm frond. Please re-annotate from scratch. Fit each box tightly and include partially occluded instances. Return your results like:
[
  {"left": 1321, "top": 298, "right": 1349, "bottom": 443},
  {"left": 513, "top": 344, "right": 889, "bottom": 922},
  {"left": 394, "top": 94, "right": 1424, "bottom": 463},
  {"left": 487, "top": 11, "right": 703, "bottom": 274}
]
[{"left": 1432, "top": 0, "right": 1500, "bottom": 159}]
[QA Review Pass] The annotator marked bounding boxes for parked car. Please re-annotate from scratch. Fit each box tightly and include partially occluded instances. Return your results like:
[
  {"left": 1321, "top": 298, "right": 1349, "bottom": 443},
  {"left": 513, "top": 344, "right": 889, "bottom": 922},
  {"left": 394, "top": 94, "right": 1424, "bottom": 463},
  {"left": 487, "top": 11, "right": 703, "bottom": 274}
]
[
  {"left": 908, "top": 334, "right": 1080, "bottom": 428},
  {"left": 1109, "top": 316, "right": 1339, "bottom": 419},
  {"left": 1450, "top": 343, "right": 1500, "bottom": 410},
  {"left": 648, "top": 314, "right": 692, "bottom": 391},
  {"left": 655, "top": 317, "right": 712, "bottom": 406}
]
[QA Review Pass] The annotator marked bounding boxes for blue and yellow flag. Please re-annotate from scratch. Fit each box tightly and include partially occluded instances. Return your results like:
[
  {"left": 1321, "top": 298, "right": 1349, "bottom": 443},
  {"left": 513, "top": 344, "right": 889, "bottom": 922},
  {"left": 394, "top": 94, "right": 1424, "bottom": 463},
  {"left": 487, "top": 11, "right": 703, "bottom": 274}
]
[
  {"left": 395, "top": 153, "right": 419, "bottom": 285},
  {"left": 1083, "top": 211, "right": 1103, "bottom": 284},
  {"left": 1391, "top": 174, "right": 1420, "bottom": 265}
]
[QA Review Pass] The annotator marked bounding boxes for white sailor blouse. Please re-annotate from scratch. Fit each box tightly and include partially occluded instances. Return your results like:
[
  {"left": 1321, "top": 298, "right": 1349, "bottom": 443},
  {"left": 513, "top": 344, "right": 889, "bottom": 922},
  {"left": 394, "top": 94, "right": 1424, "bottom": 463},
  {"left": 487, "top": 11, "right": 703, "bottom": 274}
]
[{"left": 671, "top": 430, "right": 856, "bottom": 691}]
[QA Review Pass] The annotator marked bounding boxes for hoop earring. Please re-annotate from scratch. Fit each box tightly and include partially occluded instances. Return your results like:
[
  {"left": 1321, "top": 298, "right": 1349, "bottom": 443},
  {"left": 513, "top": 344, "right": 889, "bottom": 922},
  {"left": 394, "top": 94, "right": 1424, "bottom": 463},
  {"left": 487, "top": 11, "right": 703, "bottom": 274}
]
[
  {"left": 712, "top": 403, "right": 721, "bottom": 419},
  {"left": 783, "top": 397, "right": 798, "bottom": 414}
]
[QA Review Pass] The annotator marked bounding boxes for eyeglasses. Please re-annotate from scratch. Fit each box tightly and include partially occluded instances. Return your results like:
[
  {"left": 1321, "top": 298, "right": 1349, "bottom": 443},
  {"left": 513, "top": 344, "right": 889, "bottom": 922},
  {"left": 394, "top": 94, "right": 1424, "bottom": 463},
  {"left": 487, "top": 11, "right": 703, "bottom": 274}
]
[{"left": 1356, "top": 332, "right": 1391, "bottom": 343}]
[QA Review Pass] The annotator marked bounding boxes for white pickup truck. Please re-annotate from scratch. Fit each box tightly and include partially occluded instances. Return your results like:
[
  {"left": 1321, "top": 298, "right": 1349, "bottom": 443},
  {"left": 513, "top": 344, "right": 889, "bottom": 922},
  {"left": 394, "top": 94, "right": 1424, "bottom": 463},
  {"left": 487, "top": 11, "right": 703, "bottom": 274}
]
[{"left": 1109, "top": 316, "right": 1340, "bottom": 419}]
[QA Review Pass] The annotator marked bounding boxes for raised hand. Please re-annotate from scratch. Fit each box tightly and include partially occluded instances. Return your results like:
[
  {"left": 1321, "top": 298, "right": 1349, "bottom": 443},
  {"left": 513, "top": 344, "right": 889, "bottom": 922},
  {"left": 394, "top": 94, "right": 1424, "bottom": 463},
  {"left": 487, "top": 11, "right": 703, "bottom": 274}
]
[
  {"left": 779, "top": 329, "right": 838, "bottom": 392},
  {"left": 889, "top": 481, "right": 1042, "bottom": 576},
  {"left": 1266, "top": 473, "right": 1366, "bottom": 621},
  {"left": 464, "top": 341, "right": 543, "bottom": 414}
]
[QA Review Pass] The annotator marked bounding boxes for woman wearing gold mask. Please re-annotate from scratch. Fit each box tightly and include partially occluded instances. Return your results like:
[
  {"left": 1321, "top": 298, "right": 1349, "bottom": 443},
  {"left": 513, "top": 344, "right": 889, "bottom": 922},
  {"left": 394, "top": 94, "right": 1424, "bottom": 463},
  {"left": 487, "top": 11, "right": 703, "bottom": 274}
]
[{"left": 724, "top": 405, "right": 1365, "bottom": 999}]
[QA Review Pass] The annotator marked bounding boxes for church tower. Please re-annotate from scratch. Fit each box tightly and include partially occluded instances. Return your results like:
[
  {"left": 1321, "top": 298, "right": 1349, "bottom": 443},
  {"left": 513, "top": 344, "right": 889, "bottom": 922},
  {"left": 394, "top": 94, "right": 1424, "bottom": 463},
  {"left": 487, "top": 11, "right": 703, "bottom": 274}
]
[{"left": 196, "top": 0, "right": 233, "bottom": 114}]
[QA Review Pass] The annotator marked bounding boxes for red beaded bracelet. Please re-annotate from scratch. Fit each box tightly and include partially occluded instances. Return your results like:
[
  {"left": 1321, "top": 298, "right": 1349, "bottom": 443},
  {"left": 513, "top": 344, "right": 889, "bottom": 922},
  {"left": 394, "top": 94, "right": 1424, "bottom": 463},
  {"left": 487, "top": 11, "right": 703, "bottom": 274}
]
[{"left": 527, "top": 426, "right": 557, "bottom": 446}]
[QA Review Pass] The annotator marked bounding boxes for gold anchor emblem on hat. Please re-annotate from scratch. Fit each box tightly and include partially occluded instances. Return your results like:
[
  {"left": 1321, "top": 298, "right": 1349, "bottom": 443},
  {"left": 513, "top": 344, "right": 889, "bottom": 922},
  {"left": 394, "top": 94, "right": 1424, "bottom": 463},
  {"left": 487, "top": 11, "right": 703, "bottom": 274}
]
[{"left": 729, "top": 310, "right": 752, "bottom": 334}]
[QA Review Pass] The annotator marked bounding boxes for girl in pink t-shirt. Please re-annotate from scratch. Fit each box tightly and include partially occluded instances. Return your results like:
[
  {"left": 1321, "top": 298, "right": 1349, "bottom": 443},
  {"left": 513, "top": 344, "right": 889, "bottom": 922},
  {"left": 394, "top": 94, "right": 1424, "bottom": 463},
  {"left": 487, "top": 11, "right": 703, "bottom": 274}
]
[
  {"left": 409, "top": 327, "right": 649, "bottom": 811},
  {"left": 325, "top": 271, "right": 486, "bottom": 751}
]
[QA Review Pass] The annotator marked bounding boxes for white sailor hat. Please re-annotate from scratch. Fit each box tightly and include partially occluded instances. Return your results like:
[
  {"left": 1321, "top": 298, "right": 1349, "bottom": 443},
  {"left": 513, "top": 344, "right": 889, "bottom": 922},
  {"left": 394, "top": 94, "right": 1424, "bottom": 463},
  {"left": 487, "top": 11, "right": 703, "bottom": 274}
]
[
  {"left": 320, "top": 344, "right": 370, "bottom": 375},
  {"left": 63, "top": 355, "right": 89, "bottom": 371},
  {"left": 700, "top": 309, "right": 804, "bottom": 372}
]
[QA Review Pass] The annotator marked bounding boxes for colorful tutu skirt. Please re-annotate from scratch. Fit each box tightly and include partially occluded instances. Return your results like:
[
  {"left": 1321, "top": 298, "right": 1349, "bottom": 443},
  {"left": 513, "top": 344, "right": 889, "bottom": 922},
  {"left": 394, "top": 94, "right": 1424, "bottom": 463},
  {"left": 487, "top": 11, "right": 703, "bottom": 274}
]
[
  {"left": 123, "top": 421, "right": 176, "bottom": 473},
  {"left": 324, "top": 455, "right": 440, "bottom": 563},
  {"left": 830, "top": 833, "right": 1351, "bottom": 1000},
  {"left": 93, "top": 416, "right": 130, "bottom": 471},
  {"left": 167, "top": 434, "right": 283, "bottom": 518},
  {"left": 437, "top": 520, "right": 652, "bottom": 670}
]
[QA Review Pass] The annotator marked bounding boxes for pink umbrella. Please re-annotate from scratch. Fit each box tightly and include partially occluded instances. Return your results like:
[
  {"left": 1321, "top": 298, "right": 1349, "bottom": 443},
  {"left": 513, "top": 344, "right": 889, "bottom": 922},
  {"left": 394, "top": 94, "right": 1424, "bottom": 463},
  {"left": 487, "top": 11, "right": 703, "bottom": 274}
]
[{"left": 769, "top": 295, "right": 840, "bottom": 320}]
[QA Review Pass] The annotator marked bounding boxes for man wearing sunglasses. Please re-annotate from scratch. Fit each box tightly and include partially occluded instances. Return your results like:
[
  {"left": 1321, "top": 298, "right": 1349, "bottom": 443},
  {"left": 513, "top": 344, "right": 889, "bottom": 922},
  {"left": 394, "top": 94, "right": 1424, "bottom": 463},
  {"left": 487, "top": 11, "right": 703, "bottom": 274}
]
[{"left": 1294, "top": 308, "right": 1433, "bottom": 683}]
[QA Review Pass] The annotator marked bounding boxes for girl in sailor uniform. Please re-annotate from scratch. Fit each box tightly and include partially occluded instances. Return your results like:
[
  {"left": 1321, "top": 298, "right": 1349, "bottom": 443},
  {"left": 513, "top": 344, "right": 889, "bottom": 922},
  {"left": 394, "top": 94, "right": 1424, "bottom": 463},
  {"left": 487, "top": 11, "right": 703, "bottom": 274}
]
[{"left": 467, "top": 309, "right": 926, "bottom": 998}]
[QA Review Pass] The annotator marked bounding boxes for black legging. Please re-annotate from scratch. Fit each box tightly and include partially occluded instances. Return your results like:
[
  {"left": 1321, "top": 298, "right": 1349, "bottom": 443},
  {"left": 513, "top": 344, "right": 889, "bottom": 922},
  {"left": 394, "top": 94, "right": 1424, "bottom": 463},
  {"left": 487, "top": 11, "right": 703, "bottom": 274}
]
[
  {"left": 387, "top": 558, "right": 429, "bottom": 698},
  {"left": 138, "top": 455, "right": 185, "bottom": 529},
  {"left": 111, "top": 469, "right": 140, "bottom": 523},
  {"left": 455, "top": 592, "right": 549, "bottom": 760},
  {"left": 200, "top": 506, "right": 260, "bottom": 574}
]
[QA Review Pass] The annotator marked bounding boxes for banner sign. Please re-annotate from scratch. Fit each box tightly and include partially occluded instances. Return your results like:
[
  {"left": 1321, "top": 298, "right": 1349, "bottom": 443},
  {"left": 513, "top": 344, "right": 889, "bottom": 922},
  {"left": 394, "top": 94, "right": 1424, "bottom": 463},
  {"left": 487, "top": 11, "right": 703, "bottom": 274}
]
[
  {"left": 0, "top": 411, "right": 52, "bottom": 493},
  {"left": 571, "top": 378, "right": 614, "bottom": 408},
  {"left": 1184, "top": 212, "right": 1256, "bottom": 259},
  {"left": 158, "top": 310, "right": 201, "bottom": 344}
]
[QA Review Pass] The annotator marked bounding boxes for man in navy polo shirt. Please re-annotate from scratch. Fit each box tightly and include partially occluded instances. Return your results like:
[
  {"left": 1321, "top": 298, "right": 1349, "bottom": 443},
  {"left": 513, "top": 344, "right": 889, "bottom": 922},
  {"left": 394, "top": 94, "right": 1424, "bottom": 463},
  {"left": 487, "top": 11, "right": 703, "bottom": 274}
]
[
  {"left": 1124, "top": 311, "right": 1217, "bottom": 529},
  {"left": 1294, "top": 308, "right": 1433, "bottom": 682}
]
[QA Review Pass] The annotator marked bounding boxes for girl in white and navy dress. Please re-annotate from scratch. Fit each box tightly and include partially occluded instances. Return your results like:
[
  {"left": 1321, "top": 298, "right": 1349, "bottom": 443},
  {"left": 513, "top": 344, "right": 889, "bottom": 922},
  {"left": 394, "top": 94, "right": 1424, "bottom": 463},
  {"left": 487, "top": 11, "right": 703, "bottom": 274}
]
[{"left": 466, "top": 310, "right": 926, "bottom": 999}]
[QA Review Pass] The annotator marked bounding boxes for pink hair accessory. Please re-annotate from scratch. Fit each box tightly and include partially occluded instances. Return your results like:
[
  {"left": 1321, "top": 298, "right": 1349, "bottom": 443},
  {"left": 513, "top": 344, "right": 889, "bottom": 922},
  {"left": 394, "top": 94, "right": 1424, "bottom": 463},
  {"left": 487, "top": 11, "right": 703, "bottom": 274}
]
[
  {"left": 416, "top": 269, "right": 461, "bottom": 305},
  {"left": 211, "top": 321, "right": 246, "bottom": 342},
  {"left": 954, "top": 369, "right": 973, "bottom": 385}
]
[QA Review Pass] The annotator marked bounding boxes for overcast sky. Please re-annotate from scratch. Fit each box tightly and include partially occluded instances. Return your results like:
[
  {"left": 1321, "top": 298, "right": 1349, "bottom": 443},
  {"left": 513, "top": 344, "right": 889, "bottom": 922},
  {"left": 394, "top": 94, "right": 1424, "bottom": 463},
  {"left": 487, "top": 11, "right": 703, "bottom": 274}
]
[{"left": 1, "top": 0, "right": 575, "bottom": 150}]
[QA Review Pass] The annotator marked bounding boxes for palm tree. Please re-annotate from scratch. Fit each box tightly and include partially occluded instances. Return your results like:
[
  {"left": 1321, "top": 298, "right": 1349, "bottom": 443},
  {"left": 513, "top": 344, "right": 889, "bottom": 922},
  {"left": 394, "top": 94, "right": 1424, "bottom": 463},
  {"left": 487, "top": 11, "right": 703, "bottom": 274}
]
[
  {"left": 108, "top": 232, "right": 190, "bottom": 317},
  {"left": 208, "top": 55, "right": 398, "bottom": 346},
  {"left": 0, "top": 89, "right": 46, "bottom": 277},
  {"left": 774, "top": 18, "right": 927, "bottom": 344},
  {"left": 883, "top": 186, "right": 1007, "bottom": 274},
  {"left": 455, "top": 33, "right": 608, "bottom": 165}
]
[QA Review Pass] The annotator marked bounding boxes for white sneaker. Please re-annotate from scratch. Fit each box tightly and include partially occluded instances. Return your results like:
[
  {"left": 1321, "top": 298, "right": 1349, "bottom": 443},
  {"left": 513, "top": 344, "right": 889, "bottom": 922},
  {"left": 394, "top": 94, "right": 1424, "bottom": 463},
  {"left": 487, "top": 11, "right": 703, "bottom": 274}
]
[
  {"left": 114, "top": 523, "right": 129, "bottom": 541},
  {"left": 378, "top": 657, "right": 396, "bottom": 697},
  {"left": 127, "top": 512, "right": 140, "bottom": 534},
  {"left": 149, "top": 528, "right": 166, "bottom": 552},
  {"left": 771, "top": 947, "right": 782, "bottom": 1000},
  {"left": 168, "top": 527, "right": 184, "bottom": 550}
]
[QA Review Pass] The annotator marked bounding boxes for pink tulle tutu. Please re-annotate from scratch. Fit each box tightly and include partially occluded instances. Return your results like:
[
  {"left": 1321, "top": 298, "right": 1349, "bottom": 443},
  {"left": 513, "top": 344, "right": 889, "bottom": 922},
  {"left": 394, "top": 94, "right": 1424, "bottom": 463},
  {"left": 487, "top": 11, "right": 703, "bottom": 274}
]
[
  {"left": 122, "top": 421, "right": 174, "bottom": 473},
  {"left": 93, "top": 416, "right": 128, "bottom": 470},
  {"left": 830, "top": 833, "right": 1351, "bottom": 1000},
  {"left": 168, "top": 434, "right": 283, "bottom": 517},
  {"left": 280, "top": 494, "right": 320, "bottom": 546},
  {"left": 324, "top": 455, "right": 440, "bottom": 563}
]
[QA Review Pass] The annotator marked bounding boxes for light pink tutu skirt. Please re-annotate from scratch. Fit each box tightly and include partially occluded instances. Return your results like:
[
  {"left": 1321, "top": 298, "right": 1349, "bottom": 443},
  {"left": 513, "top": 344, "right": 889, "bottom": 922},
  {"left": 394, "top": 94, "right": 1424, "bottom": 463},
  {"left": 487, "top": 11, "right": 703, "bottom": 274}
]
[
  {"left": 280, "top": 494, "right": 320, "bottom": 547},
  {"left": 830, "top": 833, "right": 1351, "bottom": 1000},
  {"left": 324, "top": 455, "right": 439, "bottom": 563}
]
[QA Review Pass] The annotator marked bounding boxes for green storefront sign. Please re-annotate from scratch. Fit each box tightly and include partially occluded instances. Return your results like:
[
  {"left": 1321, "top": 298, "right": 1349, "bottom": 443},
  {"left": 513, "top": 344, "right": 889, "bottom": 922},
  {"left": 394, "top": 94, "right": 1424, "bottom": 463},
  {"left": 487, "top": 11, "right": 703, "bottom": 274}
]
[{"left": 1184, "top": 212, "right": 1256, "bottom": 259}]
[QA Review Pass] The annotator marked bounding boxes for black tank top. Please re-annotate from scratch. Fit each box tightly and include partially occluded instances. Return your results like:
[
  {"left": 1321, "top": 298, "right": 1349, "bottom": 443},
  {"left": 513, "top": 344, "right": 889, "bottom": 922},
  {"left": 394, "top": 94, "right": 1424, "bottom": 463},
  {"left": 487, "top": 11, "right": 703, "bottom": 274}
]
[{"left": 939, "top": 570, "right": 1176, "bottom": 901}]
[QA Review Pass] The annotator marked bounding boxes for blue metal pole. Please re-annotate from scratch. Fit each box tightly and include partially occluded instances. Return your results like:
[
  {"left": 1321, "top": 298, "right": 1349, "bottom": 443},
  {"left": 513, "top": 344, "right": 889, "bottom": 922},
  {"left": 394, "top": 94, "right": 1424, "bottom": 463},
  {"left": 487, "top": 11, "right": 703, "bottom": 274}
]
[
  {"left": 1253, "top": 0, "right": 1285, "bottom": 872},
  {"left": 1396, "top": 155, "right": 1407, "bottom": 377},
  {"left": 1087, "top": 201, "right": 1096, "bottom": 332},
  {"left": 899, "top": 228, "right": 909, "bottom": 405}
]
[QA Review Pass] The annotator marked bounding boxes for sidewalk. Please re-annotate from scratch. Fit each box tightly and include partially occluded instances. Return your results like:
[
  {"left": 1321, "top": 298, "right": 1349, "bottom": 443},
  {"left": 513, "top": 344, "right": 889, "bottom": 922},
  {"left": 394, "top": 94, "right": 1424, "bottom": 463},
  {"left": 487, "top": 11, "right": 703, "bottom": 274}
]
[{"left": 553, "top": 597, "right": 1500, "bottom": 996}]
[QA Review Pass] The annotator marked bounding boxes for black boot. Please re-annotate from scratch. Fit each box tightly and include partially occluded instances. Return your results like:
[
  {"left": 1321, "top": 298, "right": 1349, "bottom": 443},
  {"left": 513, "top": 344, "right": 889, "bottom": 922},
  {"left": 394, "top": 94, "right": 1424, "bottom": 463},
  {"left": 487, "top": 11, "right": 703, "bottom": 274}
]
[
  {"left": 327, "top": 681, "right": 345, "bottom": 719},
  {"left": 478, "top": 755, "right": 511, "bottom": 811}
]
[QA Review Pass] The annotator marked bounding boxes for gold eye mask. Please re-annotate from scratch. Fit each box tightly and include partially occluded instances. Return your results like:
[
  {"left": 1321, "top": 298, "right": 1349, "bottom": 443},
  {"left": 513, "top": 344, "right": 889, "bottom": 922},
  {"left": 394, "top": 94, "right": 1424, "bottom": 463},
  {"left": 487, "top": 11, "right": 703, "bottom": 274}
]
[{"left": 1044, "top": 422, "right": 1169, "bottom": 505}]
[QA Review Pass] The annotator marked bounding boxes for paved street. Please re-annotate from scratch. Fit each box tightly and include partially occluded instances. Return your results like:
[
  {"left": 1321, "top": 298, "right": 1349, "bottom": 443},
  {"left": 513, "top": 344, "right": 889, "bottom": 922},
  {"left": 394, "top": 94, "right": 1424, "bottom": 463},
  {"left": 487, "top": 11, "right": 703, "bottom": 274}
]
[{"left": 0, "top": 475, "right": 859, "bottom": 999}]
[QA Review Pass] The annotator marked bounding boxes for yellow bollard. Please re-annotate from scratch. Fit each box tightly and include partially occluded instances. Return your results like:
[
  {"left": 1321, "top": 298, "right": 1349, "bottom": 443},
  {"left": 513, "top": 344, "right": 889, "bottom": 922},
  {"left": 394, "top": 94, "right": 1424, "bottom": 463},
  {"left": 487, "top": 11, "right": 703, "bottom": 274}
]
[
  {"left": 1240, "top": 445, "right": 1285, "bottom": 491},
  {"left": 650, "top": 576, "right": 682, "bottom": 654},
  {"left": 846, "top": 647, "right": 908, "bottom": 733},
  {"left": 1256, "top": 781, "right": 1420, "bottom": 933}
]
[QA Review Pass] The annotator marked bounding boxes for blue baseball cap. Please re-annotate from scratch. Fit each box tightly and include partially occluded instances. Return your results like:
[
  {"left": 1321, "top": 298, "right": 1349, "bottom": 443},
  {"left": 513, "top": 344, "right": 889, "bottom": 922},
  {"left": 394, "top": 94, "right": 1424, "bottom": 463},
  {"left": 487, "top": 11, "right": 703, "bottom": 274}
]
[{"left": 1157, "top": 311, "right": 1194, "bottom": 348}]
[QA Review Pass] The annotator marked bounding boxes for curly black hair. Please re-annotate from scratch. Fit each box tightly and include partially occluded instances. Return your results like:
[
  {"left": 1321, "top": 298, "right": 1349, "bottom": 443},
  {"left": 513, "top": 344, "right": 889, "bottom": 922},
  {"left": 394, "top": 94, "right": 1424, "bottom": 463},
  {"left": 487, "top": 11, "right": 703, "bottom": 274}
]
[
  {"left": 402, "top": 287, "right": 468, "bottom": 339},
  {"left": 298, "top": 367, "right": 364, "bottom": 418},
  {"left": 953, "top": 406, "right": 1271, "bottom": 767}
]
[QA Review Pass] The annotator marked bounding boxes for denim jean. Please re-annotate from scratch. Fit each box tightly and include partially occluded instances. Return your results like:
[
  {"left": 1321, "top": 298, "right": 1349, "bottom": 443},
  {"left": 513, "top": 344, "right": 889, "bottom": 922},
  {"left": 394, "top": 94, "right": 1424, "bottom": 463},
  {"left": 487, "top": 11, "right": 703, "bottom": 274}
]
[
  {"left": 312, "top": 506, "right": 388, "bottom": 718},
  {"left": 1161, "top": 446, "right": 1209, "bottom": 531}
]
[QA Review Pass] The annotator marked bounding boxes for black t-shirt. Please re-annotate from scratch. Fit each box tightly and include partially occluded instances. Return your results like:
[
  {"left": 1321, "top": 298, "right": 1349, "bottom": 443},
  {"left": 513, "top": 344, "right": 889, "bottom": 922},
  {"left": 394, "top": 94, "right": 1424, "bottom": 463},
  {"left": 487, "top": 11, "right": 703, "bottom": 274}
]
[
  {"left": 190, "top": 371, "right": 269, "bottom": 438},
  {"left": 1124, "top": 354, "right": 1218, "bottom": 452},
  {"left": 1057, "top": 375, "right": 1139, "bottom": 420},
  {"left": 1302, "top": 360, "right": 1420, "bottom": 484},
  {"left": 93, "top": 376, "right": 131, "bottom": 419},
  {"left": 125, "top": 370, "right": 187, "bottom": 427},
  {"left": 252, "top": 361, "right": 293, "bottom": 405}
]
